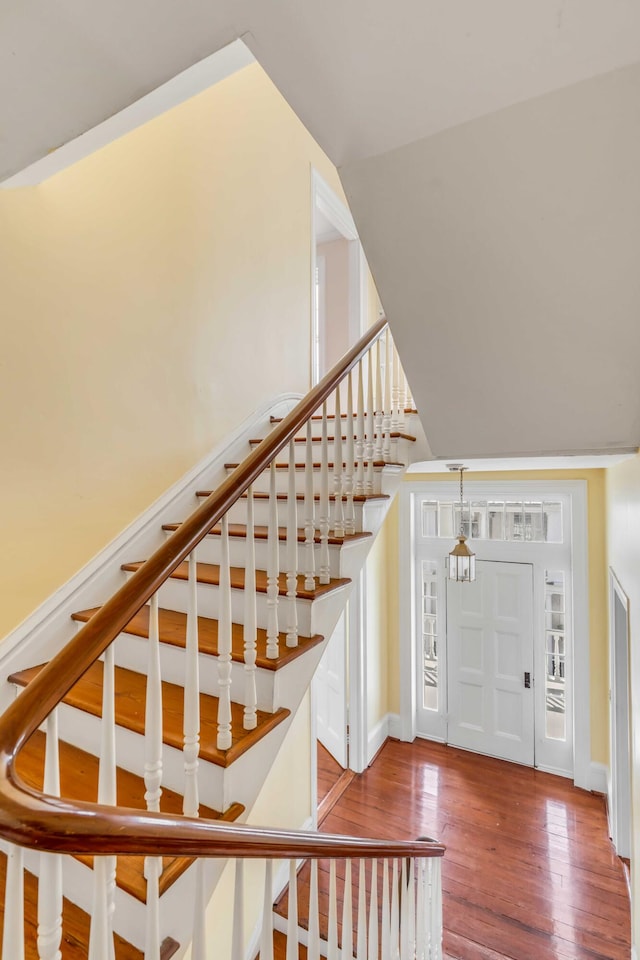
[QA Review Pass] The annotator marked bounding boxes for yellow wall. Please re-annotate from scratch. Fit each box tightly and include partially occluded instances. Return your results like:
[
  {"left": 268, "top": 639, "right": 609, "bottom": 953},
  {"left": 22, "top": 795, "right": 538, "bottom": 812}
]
[
  {"left": 383, "top": 469, "right": 608, "bottom": 763},
  {"left": 605, "top": 454, "right": 640, "bottom": 943},
  {"left": 0, "top": 62, "right": 344, "bottom": 640}
]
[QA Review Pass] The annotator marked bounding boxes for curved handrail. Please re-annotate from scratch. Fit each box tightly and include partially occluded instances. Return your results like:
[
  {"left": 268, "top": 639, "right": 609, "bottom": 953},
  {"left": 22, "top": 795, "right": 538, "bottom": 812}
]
[{"left": 0, "top": 316, "right": 445, "bottom": 863}]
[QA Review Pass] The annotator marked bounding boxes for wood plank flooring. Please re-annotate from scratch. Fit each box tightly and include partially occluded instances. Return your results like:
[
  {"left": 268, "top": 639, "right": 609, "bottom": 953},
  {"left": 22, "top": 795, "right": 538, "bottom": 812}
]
[{"left": 280, "top": 739, "right": 631, "bottom": 960}]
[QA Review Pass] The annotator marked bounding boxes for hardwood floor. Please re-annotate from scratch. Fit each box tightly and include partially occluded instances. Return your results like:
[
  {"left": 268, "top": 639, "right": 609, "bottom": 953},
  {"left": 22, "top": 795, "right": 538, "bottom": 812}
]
[
  {"left": 284, "top": 738, "right": 631, "bottom": 960},
  {"left": 317, "top": 742, "right": 344, "bottom": 805}
]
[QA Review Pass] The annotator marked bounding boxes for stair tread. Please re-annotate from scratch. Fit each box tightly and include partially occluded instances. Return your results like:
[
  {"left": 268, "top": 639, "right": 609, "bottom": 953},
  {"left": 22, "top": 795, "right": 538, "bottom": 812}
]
[
  {"left": 72, "top": 606, "right": 324, "bottom": 672},
  {"left": 224, "top": 460, "right": 404, "bottom": 470},
  {"left": 121, "top": 560, "right": 350, "bottom": 600},
  {"left": 250, "top": 433, "right": 416, "bottom": 444},
  {"left": 10, "top": 662, "right": 290, "bottom": 770},
  {"left": 197, "top": 490, "right": 389, "bottom": 503},
  {"left": 0, "top": 849, "right": 143, "bottom": 959},
  {"left": 15, "top": 731, "right": 243, "bottom": 903},
  {"left": 270, "top": 410, "right": 417, "bottom": 422},
  {"left": 163, "top": 522, "right": 372, "bottom": 546}
]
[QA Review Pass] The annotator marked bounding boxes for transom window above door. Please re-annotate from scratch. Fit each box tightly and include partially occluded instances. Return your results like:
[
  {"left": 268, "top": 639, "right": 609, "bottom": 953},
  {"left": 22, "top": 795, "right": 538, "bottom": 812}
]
[{"left": 421, "top": 499, "right": 563, "bottom": 543}]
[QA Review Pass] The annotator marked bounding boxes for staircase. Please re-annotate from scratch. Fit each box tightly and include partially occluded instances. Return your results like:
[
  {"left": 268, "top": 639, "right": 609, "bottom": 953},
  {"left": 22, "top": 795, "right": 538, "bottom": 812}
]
[{"left": 0, "top": 319, "right": 444, "bottom": 960}]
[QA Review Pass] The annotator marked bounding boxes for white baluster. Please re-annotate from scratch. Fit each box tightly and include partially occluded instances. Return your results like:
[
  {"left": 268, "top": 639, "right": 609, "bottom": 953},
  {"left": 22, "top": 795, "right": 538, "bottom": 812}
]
[
  {"left": 308, "top": 860, "right": 320, "bottom": 960},
  {"left": 344, "top": 372, "right": 356, "bottom": 535},
  {"left": 402, "top": 859, "right": 415, "bottom": 960},
  {"left": 232, "top": 860, "right": 245, "bottom": 960},
  {"left": 430, "top": 859, "right": 443, "bottom": 960},
  {"left": 381, "top": 859, "right": 391, "bottom": 960},
  {"left": 342, "top": 859, "right": 354, "bottom": 960},
  {"left": 397, "top": 367, "right": 407, "bottom": 434},
  {"left": 3, "top": 844, "right": 25, "bottom": 960},
  {"left": 391, "top": 342, "right": 400, "bottom": 433},
  {"left": 260, "top": 860, "right": 274, "bottom": 960},
  {"left": 368, "top": 859, "right": 378, "bottom": 960},
  {"left": 286, "top": 860, "right": 298, "bottom": 960},
  {"left": 328, "top": 859, "right": 339, "bottom": 960},
  {"left": 390, "top": 859, "right": 399, "bottom": 960},
  {"left": 184, "top": 550, "right": 201, "bottom": 814},
  {"left": 38, "top": 711, "right": 62, "bottom": 960},
  {"left": 383, "top": 330, "right": 392, "bottom": 463},
  {"left": 244, "top": 485, "right": 258, "bottom": 729},
  {"left": 191, "top": 860, "right": 206, "bottom": 960},
  {"left": 355, "top": 362, "right": 365, "bottom": 496},
  {"left": 144, "top": 592, "right": 163, "bottom": 812},
  {"left": 400, "top": 858, "right": 409, "bottom": 960},
  {"left": 266, "top": 461, "right": 280, "bottom": 658},
  {"left": 333, "top": 385, "right": 345, "bottom": 537},
  {"left": 415, "top": 860, "right": 425, "bottom": 960},
  {"left": 304, "top": 420, "right": 316, "bottom": 589},
  {"left": 365, "top": 350, "right": 375, "bottom": 495},
  {"left": 319, "top": 403, "right": 331, "bottom": 585},
  {"left": 357, "top": 858, "right": 367, "bottom": 960},
  {"left": 374, "top": 338, "right": 384, "bottom": 461},
  {"left": 286, "top": 440, "right": 299, "bottom": 647},
  {"left": 144, "top": 856, "right": 161, "bottom": 960},
  {"left": 90, "top": 644, "right": 117, "bottom": 960},
  {"left": 217, "top": 514, "right": 233, "bottom": 750}
]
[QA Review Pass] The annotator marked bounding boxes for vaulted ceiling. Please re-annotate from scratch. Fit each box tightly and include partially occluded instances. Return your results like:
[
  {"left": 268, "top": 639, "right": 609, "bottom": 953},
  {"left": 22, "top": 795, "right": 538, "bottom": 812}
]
[{"left": 3, "top": 1, "right": 640, "bottom": 458}]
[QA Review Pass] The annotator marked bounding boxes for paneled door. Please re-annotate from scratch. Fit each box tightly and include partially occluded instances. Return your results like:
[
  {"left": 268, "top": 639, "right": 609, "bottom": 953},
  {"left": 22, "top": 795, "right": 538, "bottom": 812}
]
[
  {"left": 447, "top": 561, "right": 534, "bottom": 765},
  {"left": 315, "top": 610, "right": 348, "bottom": 767}
]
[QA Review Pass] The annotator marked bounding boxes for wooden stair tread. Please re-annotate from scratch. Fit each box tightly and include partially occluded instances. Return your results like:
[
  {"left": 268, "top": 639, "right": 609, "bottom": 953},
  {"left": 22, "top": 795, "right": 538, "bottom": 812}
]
[
  {"left": 10, "top": 662, "right": 290, "bottom": 769},
  {"left": 163, "top": 522, "right": 372, "bottom": 546},
  {"left": 250, "top": 433, "right": 416, "bottom": 444},
  {"left": 0, "top": 849, "right": 144, "bottom": 959},
  {"left": 122, "top": 561, "right": 350, "bottom": 600},
  {"left": 72, "top": 606, "right": 324, "bottom": 672},
  {"left": 197, "top": 490, "right": 389, "bottom": 503},
  {"left": 270, "top": 410, "right": 417, "bottom": 422},
  {"left": 224, "top": 460, "right": 404, "bottom": 470},
  {"left": 14, "top": 730, "right": 243, "bottom": 903}
]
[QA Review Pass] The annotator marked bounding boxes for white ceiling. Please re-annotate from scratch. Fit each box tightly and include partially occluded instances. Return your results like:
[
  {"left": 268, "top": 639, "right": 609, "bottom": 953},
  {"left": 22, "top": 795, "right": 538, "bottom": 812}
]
[
  {"left": 3, "top": 1, "right": 640, "bottom": 458},
  {"left": 4, "top": 1, "right": 640, "bottom": 180}
]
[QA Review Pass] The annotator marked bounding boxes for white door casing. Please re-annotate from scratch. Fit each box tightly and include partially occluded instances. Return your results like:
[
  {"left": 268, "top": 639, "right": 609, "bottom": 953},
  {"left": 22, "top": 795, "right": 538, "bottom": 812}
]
[
  {"left": 609, "top": 570, "right": 631, "bottom": 859},
  {"left": 447, "top": 561, "right": 534, "bottom": 765}
]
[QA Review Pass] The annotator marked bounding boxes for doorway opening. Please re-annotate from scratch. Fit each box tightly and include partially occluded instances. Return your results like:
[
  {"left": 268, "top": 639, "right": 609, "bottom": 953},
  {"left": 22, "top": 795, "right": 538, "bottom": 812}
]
[
  {"left": 399, "top": 480, "right": 591, "bottom": 788},
  {"left": 609, "top": 571, "right": 631, "bottom": 861},
  {"left": 311, "top": 170, "right": 367, "bottom": 385}
]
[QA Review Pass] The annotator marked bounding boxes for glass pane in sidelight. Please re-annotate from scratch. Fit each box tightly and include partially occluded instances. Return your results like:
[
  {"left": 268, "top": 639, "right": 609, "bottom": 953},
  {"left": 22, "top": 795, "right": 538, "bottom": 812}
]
[
  {"left": 421, "top": 561, "right": 439, "bottom": 711},
  {"left": 545, "top": 571, "right": 566, "bottom": 740}
]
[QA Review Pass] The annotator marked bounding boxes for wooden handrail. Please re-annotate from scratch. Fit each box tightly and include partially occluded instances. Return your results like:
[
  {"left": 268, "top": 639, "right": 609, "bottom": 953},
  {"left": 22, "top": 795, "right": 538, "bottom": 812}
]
[{"left": 0, "top": 316, "right": 447, "bottom": 864}]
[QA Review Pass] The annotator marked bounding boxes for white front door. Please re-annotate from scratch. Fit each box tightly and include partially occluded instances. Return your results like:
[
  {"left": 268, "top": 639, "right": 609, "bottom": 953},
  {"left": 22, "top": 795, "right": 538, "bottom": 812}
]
[
  {"left": 315, "top": 610, "right": 348, "bottom": 768},
  {"left": 447, "top": 561, "right": 534, "bottom": 765}
]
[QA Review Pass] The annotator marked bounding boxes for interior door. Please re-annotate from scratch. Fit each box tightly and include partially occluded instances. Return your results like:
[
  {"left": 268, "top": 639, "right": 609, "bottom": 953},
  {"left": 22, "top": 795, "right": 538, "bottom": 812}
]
[
  {"left": 447, "top": 561, "right": 534, "bottom": 765},
  {"left": 315, "top": 610, "right": 348, "bottom": 768}
]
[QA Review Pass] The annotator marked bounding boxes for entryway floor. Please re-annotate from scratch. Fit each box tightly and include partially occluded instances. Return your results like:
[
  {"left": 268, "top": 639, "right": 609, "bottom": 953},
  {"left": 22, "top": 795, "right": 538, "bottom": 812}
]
[{"left": 320, "top": 738, "right": 631, "bottom": 960}]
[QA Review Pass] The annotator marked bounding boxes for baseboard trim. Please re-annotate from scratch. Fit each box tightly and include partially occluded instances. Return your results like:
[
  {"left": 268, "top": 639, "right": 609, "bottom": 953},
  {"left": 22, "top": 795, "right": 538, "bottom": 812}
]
[
  {"left": 0, "top": 393, "right": 301, "bottom": 683},
  {"left": 387, "top": 713, "right": 402, "bottom": 740},
  {"left": 587, "top": 761, "right": 609, "bottom": 795},
  {"left": 367, "top": 713, "right": 401, "bottom": 765}
]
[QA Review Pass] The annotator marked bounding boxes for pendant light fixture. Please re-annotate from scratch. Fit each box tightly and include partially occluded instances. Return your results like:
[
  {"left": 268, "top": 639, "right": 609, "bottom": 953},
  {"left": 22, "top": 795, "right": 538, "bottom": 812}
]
[{"left": 447, "top": 464, "right": 476, "bottom": 582}]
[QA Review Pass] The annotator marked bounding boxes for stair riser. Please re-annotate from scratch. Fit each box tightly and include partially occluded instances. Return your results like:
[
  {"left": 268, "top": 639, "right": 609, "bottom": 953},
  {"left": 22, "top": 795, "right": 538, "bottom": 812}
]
[
  {"left": 255, "top": 435, "right": 412, "bottom": 464},
  {"left": 111, "top": 630, "right": 279, "bottom": 713},
  {"left": 50, "top": 696, "right": 229, "bottom": 810},
  {"left": 269, "top": 412, "right": 420, "bottom": 441},
  {"left": 128, "top": 573, "right": 350, "bottom": 637},
  {"left": 220, "top": 495, "right": 371, "bottom": 533},
  {"left": 166, "top": 531, "right": 345, "bottom": 580},
  {"left": 225, "top": 465, "right": 386, "bottom": 496}
]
